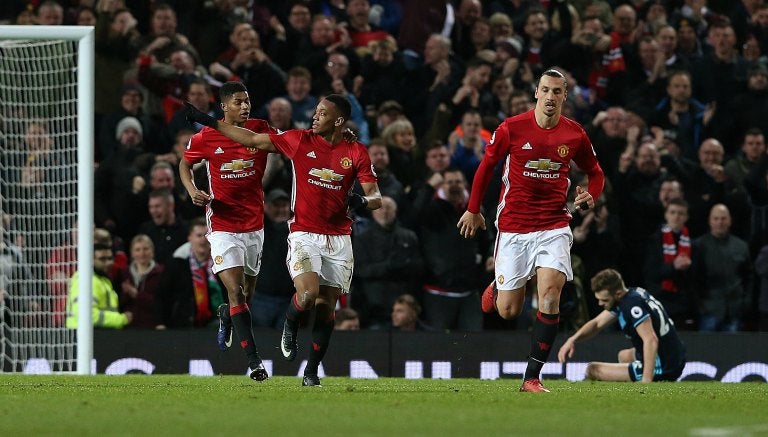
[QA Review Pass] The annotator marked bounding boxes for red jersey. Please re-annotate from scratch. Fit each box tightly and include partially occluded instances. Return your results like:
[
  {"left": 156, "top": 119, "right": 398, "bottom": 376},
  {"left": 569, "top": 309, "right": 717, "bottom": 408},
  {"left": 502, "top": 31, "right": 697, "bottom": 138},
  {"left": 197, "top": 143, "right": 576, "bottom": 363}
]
[
  {"left": 184, "top": 119, "right": 274, "bottom": 233},
  {"left": 269, "top": 129, "right": 377, "bottom": 235},
  {"left": 468, "top": 110, "right": 605, "bottom": 233}
]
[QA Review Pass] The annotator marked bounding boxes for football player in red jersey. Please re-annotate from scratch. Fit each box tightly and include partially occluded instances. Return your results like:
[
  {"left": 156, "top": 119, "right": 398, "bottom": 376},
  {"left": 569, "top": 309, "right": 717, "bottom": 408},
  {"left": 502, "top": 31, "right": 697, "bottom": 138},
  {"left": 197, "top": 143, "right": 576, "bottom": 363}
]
[
  {"left": 184, "top": 94, "right": 381, "bottom": 387},
  {"left": 458, "top": 69, "right": 605, "bottom": 392},
  {"left": 180, "top": 81, "right": 274, "bottom": 382}
]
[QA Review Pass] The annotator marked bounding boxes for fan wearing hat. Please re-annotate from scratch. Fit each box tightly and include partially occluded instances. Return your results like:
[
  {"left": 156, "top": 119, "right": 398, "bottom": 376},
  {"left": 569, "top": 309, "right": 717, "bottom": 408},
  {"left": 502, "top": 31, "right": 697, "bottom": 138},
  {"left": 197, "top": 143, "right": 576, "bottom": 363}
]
[{"left": 97, "top": 82, "right": 162, "bottom": 162}]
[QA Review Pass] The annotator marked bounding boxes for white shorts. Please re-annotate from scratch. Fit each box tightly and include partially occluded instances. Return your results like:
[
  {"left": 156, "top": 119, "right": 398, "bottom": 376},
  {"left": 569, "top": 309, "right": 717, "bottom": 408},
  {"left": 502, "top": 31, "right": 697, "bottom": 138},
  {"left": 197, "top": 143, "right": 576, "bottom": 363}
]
[
  {"left": 207, "top": 230, "right": 264, "bottom": 276},
  {"left": 494, "top": 226, "right": 573, "bottom": 290},
  {"left": 286, "top": 231, "right": 353, "bottom": 293}
]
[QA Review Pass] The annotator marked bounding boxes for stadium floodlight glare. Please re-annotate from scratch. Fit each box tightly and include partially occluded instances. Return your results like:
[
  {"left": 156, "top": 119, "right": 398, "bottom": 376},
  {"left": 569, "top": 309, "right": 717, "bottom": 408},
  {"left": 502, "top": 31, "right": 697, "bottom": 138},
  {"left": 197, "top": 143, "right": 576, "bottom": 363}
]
[{"left": 0, "top": 25, "right": 94, "bottom": 374}]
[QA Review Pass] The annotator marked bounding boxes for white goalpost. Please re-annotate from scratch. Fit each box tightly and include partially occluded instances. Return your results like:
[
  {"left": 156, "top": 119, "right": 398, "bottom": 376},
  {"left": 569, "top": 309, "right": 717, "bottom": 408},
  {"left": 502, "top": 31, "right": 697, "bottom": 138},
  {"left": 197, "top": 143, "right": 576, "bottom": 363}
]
[{"left": 0, "top": 25, "right": 94, "bottom": 374}]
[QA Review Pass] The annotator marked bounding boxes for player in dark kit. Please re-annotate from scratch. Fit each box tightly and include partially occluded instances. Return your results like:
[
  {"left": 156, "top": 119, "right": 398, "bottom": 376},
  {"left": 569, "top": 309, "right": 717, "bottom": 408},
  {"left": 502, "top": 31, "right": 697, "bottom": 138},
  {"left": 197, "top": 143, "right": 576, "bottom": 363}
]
[
  {"left": 180, "top": 81, "right": 276, "bottom": 381},
  {"left": 184, "top": 94, "right": 382, "bottom": 387},
  {"left": 458, "top": 69, "right": 605, "bottom": 392},
  {"left": 558, "top": 269, "right": 686, "bottom": 382}
]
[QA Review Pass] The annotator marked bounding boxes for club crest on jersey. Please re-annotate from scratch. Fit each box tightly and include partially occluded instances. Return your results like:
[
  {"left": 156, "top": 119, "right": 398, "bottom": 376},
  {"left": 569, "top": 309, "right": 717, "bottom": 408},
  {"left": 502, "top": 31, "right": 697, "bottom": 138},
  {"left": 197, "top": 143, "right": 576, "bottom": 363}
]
[
  {"left": 557, "top": 144, "right": 569, "bottom": 157},
  {"left": 220, "top": 159, "right": 255, "bottom": 172},
  {"left": 214, "top": 256, "right": 223, "bottom": 265},
  {"left": 340, "top": 157, "right": 352, "bottom": 169},
  {"left": 309, "top": 168, "right": 344, "bottom": 182},
  {"left": 497, "top": 275, "right": 504, "bottom": 285},
  {"left": 246, "top": 147, "right": 259, "bottom": 154}
]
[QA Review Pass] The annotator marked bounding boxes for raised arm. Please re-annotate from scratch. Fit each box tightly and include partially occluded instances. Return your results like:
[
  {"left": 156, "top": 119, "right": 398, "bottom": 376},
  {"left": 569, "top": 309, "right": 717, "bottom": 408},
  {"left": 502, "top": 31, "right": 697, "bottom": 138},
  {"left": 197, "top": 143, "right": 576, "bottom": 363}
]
[
  {"left": 182, "top": 102, "right": 278, "bottom": 152},
  {"left": 557, "top": 310, "right": 616, "bottom": 363}
]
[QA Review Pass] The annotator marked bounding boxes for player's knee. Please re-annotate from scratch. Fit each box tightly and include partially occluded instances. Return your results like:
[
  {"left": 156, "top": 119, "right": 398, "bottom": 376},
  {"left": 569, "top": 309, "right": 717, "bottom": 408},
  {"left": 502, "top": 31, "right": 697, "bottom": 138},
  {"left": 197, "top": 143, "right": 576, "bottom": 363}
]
[
  {"left": 585, "top": 363, "right": 600, "bottom": 380},
  {"left": 498, "top": 304, "right": 523, "bottom": 320}
]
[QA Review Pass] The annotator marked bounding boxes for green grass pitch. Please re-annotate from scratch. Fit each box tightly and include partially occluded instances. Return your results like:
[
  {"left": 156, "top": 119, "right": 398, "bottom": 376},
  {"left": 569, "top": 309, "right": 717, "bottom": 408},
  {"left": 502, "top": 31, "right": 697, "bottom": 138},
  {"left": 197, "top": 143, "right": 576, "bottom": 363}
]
[{"left": 1, "top": 375, "right": 767, "bottom": 436}]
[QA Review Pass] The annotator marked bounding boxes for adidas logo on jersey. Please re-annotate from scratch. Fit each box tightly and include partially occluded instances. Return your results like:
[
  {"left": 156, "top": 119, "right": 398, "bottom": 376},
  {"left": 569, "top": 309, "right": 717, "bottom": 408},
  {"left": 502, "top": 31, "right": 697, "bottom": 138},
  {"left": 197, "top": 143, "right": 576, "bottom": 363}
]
[
  {"left": 306, "top": 151, "right": 317, "bottom": 158},
  {"left": 522, "top": 142, "right": 532, "bottom": 150},
  {"left": 215, "top": 147, "right": 224, "bottom": 154}
]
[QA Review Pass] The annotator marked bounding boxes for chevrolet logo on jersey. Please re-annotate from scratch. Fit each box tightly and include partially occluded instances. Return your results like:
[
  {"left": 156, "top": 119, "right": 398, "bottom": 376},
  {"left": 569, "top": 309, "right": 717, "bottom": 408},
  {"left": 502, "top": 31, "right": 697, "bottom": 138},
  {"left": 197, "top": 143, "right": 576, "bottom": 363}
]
[
  {"left": 309, "top": 168, "right": 344, "bottom": 182},
  {"left": 221, "top": 159, "right": 255, "bottom": 172},
  {"left": 524, "top": 159, "right": 562, "bottom": 172}
]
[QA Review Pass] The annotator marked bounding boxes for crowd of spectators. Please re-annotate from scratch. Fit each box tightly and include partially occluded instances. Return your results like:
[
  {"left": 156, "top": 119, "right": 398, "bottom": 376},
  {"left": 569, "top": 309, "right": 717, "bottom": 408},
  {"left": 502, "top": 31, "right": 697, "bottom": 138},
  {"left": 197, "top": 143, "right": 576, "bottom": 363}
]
[{"left": 2, "top": 0, "right": 768, "bottom": 333}]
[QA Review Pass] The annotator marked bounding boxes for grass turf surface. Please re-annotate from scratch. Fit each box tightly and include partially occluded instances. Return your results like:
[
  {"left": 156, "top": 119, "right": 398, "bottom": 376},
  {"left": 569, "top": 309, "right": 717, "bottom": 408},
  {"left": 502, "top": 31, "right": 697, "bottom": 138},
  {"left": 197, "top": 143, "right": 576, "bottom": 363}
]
[{"left": 1, "top": 375, "right": 767, "bottom": 436}]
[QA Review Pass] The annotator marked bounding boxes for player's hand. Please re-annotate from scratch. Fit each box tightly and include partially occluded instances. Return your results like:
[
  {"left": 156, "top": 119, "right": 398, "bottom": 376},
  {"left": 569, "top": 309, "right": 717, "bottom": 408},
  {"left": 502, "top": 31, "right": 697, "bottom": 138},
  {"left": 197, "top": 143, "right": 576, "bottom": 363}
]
[
  {"left": 183, "top": 101, "right": 217, "bottom": 128},
  {"left": 572, "top": 185, "right": 593, "bottom": 212},
  {"left": 346, "top": 193, "right": 368, "bottom": 210},
  {"left": 457, "top": 210, "right": 486, "bottom": 238},
  {"left": 189, "top": 188, "right": 211, "bottom": 206},
  {"left": 342, "top": 128, "right": 357, "bottom": 142},
  {"left": 557, "top": 339, "right": 575, "bottom": 363}
]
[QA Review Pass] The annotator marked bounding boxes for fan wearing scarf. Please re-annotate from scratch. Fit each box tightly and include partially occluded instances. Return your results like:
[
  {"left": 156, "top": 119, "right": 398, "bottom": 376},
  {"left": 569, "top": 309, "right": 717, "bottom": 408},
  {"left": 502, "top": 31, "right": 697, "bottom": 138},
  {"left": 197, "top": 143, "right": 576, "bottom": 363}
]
[{"left": 643, "top": 197, "right": 696, "bottom": 330}]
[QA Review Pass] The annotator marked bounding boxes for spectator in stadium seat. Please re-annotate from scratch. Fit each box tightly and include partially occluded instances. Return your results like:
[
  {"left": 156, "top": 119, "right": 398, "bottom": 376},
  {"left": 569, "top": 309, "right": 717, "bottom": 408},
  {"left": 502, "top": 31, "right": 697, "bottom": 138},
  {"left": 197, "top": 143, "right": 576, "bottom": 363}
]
[
  {"left": 266, "top": 2, "right": 312, "bottom": 71},
  {"left": 66, "top": 243, "right": 132, "bottom": 330},
  {"left": 613, "top": 142, "right": 666, "bottom": 285},
  {"left": 137, "top": 189, "right": 188, "bottom": 265},
  {"left": 208, "top": 26, "right": 287, "bottom": 116},
  {"left": 159, "top": 218, "right": 225, "bottom": 328},
  {"left": 334, "top": 308, "right": 361, "bottom": 331},
  {"left": 403, "top": 141, "right": 450, "bottom": 229},
  {"left": 692, "top": 204, "right": 753, "bottom": 332},
  {"left": 365, "top": 140, "right": 406, "bottom": 210},
  {"left": 279, "top": 66, "right": 318, "bottom": 130},
  {"left": 344, "top": 0, "right": 392, "bottom": 55},
  {"left": 137, "top": 47, "right": 214, "bottom": 124},
  {"left": 684, "top": 138, "right": 751, "bottom": 241},
  {"left": 248, "top": 189, "right": 295, "bottom": 329},
  {"left": 1, "top": 120, "right": 73, "bottom": 279},
  {"left": 293, "top": 14, "right": 360, "bottom": 86},
  {"left": 98, "top": 83, "right": 163, "bottom": 162},
  {"left": 558, "top": 268, "right": 686, "bottom": 383},
  {"left": 448, "top": 109, "right": 488, "bottom": 183},
  {"left": 93, "top": 5, "right": 141, "bottom": 121},
  {"left": 401, "top": 34, "right": 462, "bottom": 136},
  {"left": 164, "top": 78, "right": 222, "bottom": 145},
  {"left": 382, "top": 118, "right": 419, "bottom": 191},
  {"left": 352, "top": 196, "right": 423, "bottom": 329},
  {"left": 134, "top": 2, "right": 199, "bottom": 65},
  {"left": 390, "top": 294, "right": 430, "bottom": 332},
  {"left": 114, "top": 234, "right": 166, "bottom": 329},
  {"left": 642, "top": 197, "right": 697, "bottom": 331},
  {"left": 419, "top": 168, "right": 488, "bottom": 332},
  {"left": 358, "top": 38, "right": 408, "bottom": 122},
  {"left": 35, "top": 0, "right": 63, "bottom": 25}
]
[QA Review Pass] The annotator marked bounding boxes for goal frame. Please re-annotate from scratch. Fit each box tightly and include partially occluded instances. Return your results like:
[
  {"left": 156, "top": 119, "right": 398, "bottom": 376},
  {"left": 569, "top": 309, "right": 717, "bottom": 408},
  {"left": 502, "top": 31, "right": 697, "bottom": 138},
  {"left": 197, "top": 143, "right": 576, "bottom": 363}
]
[{"left": 0, "top": 25, "right": 95, "bottom": 374}]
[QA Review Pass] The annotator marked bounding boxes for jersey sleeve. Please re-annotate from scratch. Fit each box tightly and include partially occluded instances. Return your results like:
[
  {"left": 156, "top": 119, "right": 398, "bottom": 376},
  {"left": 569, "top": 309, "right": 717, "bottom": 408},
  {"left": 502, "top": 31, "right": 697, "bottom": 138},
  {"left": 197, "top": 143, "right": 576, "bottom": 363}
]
[
  {"left": 269, "top": 129, "right": 303, "bottom": 159},
  {"left": 354, "top": 142, "right": 377, "bottom": 184},
  {"left": 247, "top": 119, "right": 279, "bottom": 135},
  {"left": 624, "top": 294, "right": 652, "bottom": 328},
  {"left": 572, "top": 129, "right": 605, "bottom": 201},
  {"left": 467, "top": 123, "right": 508, "bottom": 213},
  {"left": 184, "top": 129, "right": 209, "bottom": 164}
]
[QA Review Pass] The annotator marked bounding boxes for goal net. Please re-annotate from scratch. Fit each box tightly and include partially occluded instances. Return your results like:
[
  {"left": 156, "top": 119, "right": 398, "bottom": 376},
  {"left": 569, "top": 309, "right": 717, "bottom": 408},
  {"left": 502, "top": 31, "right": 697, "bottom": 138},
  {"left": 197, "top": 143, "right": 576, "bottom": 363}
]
[{"left": 0, "top": 26, "right": 94, "bottom": 373}]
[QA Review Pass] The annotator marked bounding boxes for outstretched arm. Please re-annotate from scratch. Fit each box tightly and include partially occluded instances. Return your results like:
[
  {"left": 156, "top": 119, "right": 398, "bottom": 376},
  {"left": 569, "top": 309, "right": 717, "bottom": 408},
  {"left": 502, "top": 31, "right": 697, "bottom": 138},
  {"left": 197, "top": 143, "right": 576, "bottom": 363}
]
[
  {"left": 558, "top": 310, "right": 616, "bottom": 363},
  {"left": 182, "top": 102, "right": 278, "bottom": 152}
]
